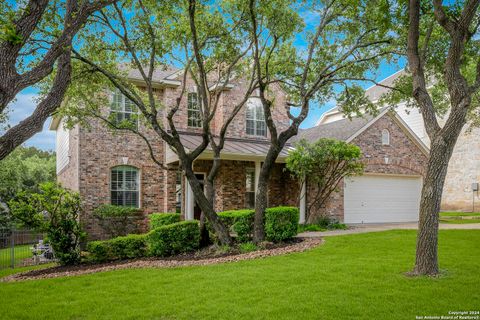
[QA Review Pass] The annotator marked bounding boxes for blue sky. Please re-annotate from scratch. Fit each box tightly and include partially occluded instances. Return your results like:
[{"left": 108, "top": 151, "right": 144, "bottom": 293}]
[{"left": 4, "top": 4, "right": 405, "bottom": 152}]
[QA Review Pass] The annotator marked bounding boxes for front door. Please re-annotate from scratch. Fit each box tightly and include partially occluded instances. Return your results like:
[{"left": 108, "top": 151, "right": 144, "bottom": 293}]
[{"left": 193, "top": 173, "right": 205, "bottom": 220}]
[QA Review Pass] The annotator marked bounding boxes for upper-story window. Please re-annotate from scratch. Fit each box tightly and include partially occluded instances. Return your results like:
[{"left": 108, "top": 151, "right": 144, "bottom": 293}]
[
  {"left": 111, "top": 165, "right": 140, "bottom": 208},
  {"left": 188, "top": 92, "right": 202, "bottom": 128},
  {"left": 110, "top": 90, "right": 138, "bottom": 128},
  {"left": 246, "top": 97, "right": 266, "bottom": 137},
  {"left": 382, "top": 129, "right": 390, "bottom": 145}
]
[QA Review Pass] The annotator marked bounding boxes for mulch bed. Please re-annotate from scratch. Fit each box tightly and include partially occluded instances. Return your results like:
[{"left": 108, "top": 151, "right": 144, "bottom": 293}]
[{"left": 2, "top": 237, "right": 323, "bottom": 282}]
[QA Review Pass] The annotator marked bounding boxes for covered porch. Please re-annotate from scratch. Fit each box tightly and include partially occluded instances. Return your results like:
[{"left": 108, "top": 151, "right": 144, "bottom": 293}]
[{"left": 164, "top": 133, "right": 304, "bottom": 221}]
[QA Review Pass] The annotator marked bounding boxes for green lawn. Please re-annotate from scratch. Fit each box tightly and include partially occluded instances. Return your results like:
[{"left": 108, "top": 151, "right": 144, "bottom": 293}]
[
  {"left": 0, "top": 245, "right": 33, "bottom": 268},
  {"left": 0, "top": 230, "right": 479, "bottom": 320},
  {"left": 439, "top": 212, "right": 480, "bottom": 224},
  {"left": 0, "top": 263, "right": 55, "bottom": 278},
  {"left": 440, "top": 219, "right": 480, "bottom": 224},
  {"left": 440, "top": 211, "right": 480, "bottom": 217}
]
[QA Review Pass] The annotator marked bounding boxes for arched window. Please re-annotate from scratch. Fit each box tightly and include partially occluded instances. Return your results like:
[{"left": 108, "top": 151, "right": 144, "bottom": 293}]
[
  {"left": 246, "top": 97, "right": 266, "bottom": 137},
  {"left": 111, "top": 166, "right": 140, "bottom": 207},
  {"left": 381, "top": 129, "right": 390, "bottom": 145}
]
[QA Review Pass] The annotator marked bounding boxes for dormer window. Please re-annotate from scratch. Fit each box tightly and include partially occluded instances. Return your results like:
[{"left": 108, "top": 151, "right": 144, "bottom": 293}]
[
  {"left": 246, "top": 97, "right": 266, "bottom": 137},
  {"left": 382, "top": 129, "right": 390, "bottom": 145},
  {"left": 187, "top": 92, "right": 202, "bottom": 128},
  {"left": 110, "top": 89, "right": 138, "bottom": 128}
]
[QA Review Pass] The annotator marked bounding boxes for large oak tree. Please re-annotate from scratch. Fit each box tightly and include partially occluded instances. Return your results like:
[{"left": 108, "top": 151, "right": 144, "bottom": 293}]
[
  {"left": 0, "top": 0, "right": 118, "bottom": 160},
  {"left": 406, "top": 0, "right": 480, "bottom": 275}
]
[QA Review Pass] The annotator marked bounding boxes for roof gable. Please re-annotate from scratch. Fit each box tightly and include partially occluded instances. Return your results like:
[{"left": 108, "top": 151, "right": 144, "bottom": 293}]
[{"left": 293, "top": 108, "right": 429, "bottom": 156}]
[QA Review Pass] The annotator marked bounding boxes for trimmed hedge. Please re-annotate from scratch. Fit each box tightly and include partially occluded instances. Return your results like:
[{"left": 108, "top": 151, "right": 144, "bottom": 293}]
[
  {"left": 149, "top": 213, "right": 181, "bottom": 230},
  {"left": 93, "top": 204, "right": 142, "bottom": 238},
  {"left": 218, "top": 209, "right": 254, "bottom": 242},
  {"left": 87, "top": 234, "right": 148, "bottom": 262},
  {"left": 148, "top": 221, "right": 200, "bottom": 257},
  {"left": 265, "top": 206, "right": 299, "bottom": 242}
]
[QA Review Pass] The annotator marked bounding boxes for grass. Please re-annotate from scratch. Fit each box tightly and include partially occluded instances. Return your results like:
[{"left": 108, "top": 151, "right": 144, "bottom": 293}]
[
  {"left": 0, "top": 245, "right": 34, "bottom": 268},
  {"left": 439, "top": 212, "right": 480, "bottom": 224},
  {"left": 0, "top": 230, "right": 479, "bottom": 319},
  {"left": 440, "top": 211, "right": 480, "bottom": 217},
  {"left": 440, "top": 219, "right": 480, "bottom": 224},
  {"left": 298, "top": 222, "right": 348, "bottom": 233},
  {"left": 0, "top": 263, "right": 55, "bottom": 278}
]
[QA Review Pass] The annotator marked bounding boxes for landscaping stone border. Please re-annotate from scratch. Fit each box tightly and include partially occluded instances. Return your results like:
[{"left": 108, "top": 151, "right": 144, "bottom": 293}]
[{"left": 2, "top": 238, "right": 323, "bottom": 282}]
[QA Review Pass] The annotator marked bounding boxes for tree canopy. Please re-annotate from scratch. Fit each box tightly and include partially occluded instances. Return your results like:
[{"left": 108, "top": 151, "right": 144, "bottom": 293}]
[{"left": 286, "top": 138, "right": 364, "bottom": 223}]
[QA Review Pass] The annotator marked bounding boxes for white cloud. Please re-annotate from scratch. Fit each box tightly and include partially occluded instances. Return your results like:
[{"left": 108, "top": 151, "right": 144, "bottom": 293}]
[{"left": 3, "top": 92, "right": 55, "bottom": 151}]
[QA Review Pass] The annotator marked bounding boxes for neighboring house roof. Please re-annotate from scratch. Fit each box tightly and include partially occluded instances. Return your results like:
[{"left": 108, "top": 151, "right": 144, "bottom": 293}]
[
  {"left": 316, "top": 69, "right": 406, "bottom": 125},
  {"left": 293, "top": 107, "right": 429, "bottom": 156},
  {"left": 364, "top": 69, "right": 406, "bottom": 103},
  {"left": 122, "top": 65, "right": 181, "bottom": 84},
  {"left": 165, "top": 132, "right": 293, "bottom": 164}
]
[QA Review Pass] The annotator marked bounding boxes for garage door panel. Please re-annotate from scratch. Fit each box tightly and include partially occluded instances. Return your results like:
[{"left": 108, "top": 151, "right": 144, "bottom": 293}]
[{"left": 344, "top": 175, "right": 421, "bottom": 223}]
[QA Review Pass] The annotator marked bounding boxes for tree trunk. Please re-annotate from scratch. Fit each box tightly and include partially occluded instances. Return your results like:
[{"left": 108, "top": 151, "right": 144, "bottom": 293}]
[
  {"left": 414, "top": 130, "right": 462, "bottom": 275},
  {"left": 253, "top": 146, "right": 281, "bottom": 243},
  {"left": 183, "top": 164, "right": 232, "bottom": 246}
]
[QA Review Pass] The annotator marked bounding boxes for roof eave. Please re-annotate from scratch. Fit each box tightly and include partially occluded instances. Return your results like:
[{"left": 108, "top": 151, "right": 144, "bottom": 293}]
[
  {"left": 49, "top": 116, "right": 61, "bottom": 130},
  {"left": 165, "top": 148, "right": 287, "bottom": 165}
]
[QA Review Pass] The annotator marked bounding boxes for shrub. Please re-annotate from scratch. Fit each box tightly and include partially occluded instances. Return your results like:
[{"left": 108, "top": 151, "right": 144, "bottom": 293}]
[
  {"left": 87, "top": 234, "right": 148, "bottom": 262},
  {"left": 328, "top": 222, "right": 348, "bottom": 230},
  {"left": 298, "top": 224, "right": 326, "bottom": 233},
  {"left": 93, "top": 204, "right": 142, "bottom": 238},
  {"left": 239, "top": 242, "right": 258, "bottom": 253},
  {"left": 148, "top": 221, "right": 200, "bottom": 257},
  {"left": 265, "top": 206, "right": 299, "bottom": 242},
  {"left": 313, "top": 215, "right": 331, "bottom": 228},
  {"left": 149, "top": 213, "right": 181, "bottom": 230},
  {"left": 8, "top": 182, "right": 85, "bottom": 265},
  {"left": 218, "top": 209, "right": 254, "bottom": 242}
]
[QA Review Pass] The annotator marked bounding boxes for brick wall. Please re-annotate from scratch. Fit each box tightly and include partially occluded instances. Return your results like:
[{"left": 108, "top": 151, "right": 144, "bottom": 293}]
[{"left": 59, "top": 71, "right": 292, "bottom": 239}]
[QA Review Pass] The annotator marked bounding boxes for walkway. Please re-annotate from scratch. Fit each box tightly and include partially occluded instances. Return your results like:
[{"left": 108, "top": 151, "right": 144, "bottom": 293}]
[{"left": 299, "top": 222, "right": 480, "bottom": 237}]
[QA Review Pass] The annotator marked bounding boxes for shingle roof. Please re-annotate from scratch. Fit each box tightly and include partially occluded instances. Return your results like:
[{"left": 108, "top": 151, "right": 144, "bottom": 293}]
[
  {"left": 178, "top": 133, "right": 293, "bottom": 158},
  {"left": 293, "top": 113, "right": 377, "bottom": 143},
  {"left": 364, "top": 69, "right": 405, "bottom": 102},
  {"left": 118, "top": 64, "right": 180, "bottom": 83}
]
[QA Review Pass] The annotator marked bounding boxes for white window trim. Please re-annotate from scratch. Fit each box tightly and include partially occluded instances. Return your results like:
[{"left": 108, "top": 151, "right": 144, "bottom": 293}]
[
  {"left": 110, "top": 165, "right": 141, "bottom": 208},
  {"left": 246, "top": 97, "right": 267, "bottom": 137},
  {"left": 382, "top": 129, "right": 390, "bottom": 145},
  {"left": 187, "top": 92, "right": 202, "bottom": 128},
  {"left": 110, "top": 90, "right": 138, "bottom": 126}
]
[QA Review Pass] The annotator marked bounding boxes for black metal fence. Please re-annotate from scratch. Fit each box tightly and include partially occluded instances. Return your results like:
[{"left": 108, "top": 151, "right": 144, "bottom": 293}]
[{"left": 0, "top": 229, "right": 49, "bottom": 269}]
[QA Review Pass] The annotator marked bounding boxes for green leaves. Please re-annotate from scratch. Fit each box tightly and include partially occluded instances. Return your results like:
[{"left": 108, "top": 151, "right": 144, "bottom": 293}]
[
  {"left": 0, "top": 23, "right": 23, "bottom": 45},
  {"left": 0, "top": 146, "right": 55, "bottom": 203},
  {"left": 286, "top": 138, "right": 364, "bottom": 221},
  {"left": 8, "top": 182, "right": 85, "bottom": 265},
  {"left": 286, "top": 138, "right": 364, "bottom": 183}
]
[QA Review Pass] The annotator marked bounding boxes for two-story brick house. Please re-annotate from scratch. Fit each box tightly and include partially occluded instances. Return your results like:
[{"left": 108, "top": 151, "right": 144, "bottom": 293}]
[{"left": 51, "top": 67, "right": 429, "bottom": 239}]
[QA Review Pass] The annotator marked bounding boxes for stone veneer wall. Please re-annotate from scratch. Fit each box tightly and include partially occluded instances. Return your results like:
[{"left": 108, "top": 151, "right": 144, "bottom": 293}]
[
  {"left": 306, "top": 113, "right": 428, "bottom": 223},
  {"left": 441, "top": 126, "right": 480, "bottom": 212}
]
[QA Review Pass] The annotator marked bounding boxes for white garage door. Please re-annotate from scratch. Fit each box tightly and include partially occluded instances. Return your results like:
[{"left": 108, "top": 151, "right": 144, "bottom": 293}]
[{"left": 344, "top": 175, "right": 422, "bottom": 224}]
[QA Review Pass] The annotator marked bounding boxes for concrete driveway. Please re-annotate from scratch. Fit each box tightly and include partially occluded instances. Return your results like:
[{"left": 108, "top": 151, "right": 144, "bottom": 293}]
[{"left": 299, "top": 222, "right": 480, "bottom": 237}]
